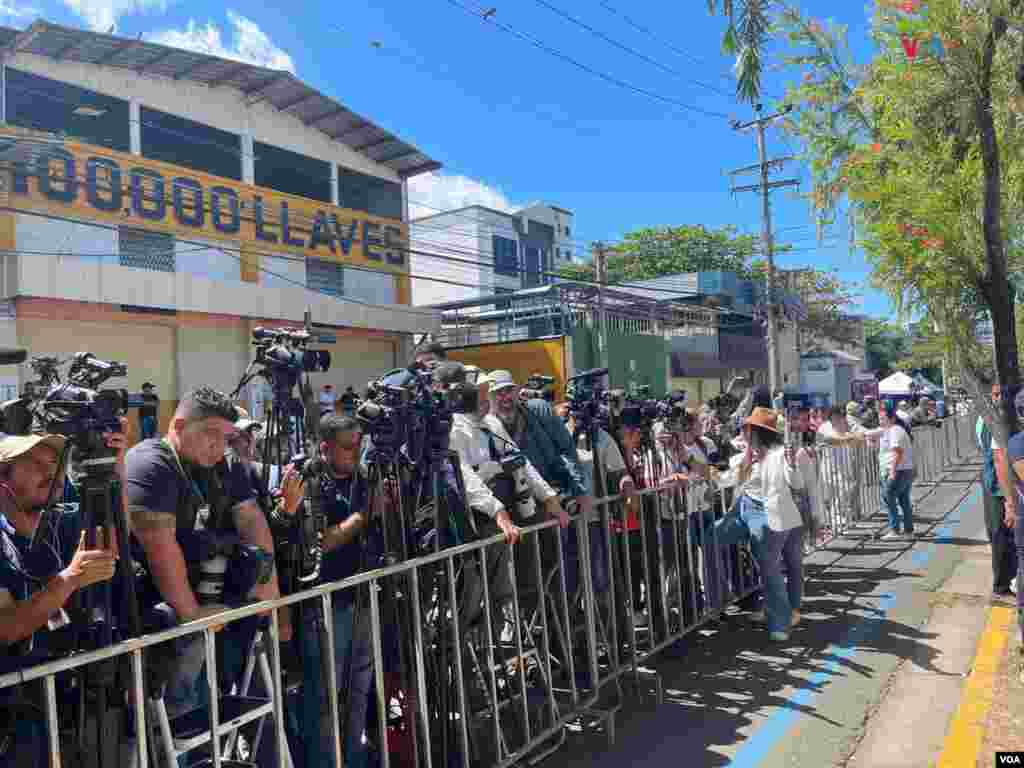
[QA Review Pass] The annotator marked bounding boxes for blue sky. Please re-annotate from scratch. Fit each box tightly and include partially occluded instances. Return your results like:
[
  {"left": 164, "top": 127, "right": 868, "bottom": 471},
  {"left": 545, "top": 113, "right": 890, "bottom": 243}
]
[{"left": 0, "top": 0, "right": 895, "bottom": 318}]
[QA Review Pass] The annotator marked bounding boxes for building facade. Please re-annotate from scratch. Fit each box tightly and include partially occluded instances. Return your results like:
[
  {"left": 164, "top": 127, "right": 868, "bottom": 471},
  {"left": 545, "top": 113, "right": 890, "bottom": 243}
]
[
  {"left": 409, "top": 202, "right": 574, "bottom": 306},
  {"left": 0, "top": 20, "right": 441, "bottom": 433}
]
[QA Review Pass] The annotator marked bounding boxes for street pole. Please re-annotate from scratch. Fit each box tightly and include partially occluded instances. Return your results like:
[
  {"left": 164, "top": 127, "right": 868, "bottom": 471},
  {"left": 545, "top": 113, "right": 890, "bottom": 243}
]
[
  {"left": 755, "top": 119, "right": 781, "bottom": 395},
  {"left": 729, "top": 106, "right": 798, "bottom": 398},
  {"left": 593, "top": 241, "right": 609, "bottom": 370}
]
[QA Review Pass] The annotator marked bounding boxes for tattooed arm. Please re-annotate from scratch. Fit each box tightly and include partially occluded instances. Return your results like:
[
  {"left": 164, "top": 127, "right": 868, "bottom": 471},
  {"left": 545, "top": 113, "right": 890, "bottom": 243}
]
[{"left": 131, "top": 508, "right": 200, "bottom": 622}]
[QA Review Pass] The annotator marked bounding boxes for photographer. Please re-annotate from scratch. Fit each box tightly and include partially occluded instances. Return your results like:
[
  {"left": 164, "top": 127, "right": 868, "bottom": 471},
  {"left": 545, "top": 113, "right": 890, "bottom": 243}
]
[
  {"left": 126, "top": 388, "right": 284, "bottom": 720},
  {"left": 274, "top": 413, "right": 377, "bottom": 768},
  {"left": 0, "top": 432, "right": 120, "bottom": 768},
  {"left": 445, "top": 363, "right": 560, "bottom": 544},
  {"left": 488, "top": 370, "right": 591, "bottom": 521}
]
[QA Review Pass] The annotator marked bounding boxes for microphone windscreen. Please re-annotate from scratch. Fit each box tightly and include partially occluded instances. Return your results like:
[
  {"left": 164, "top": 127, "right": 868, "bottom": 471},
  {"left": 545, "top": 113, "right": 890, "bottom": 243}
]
[{"left": 0, "top": 348, "right": 27, "bottom": 365}]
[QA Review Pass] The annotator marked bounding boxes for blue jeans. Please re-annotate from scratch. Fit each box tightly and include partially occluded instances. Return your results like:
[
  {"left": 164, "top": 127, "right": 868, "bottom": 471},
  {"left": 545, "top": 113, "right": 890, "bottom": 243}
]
[
  {"left": 882, "top": 469, "right": 915, "bottom": 533},
  {"left": 299, "top": 599, "right": 373, "bottom": 768},
  {"left": 691, "top": 507, "right": 725, "bottom": 612},
  {"left": 140, "top": 414, "right": 157, "bottom": 439},
  {"left": 563, "top": 522, "right": 610, "bottom": 597},
  {"left": 717, "top": 496, "right": 804, "bottom": 634}
]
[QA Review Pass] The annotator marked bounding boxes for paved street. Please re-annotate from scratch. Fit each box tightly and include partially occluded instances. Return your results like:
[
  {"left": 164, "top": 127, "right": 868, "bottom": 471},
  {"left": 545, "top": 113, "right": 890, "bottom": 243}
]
[{"left": 545, "top": 459, "right": 1014, "bottom": 767}]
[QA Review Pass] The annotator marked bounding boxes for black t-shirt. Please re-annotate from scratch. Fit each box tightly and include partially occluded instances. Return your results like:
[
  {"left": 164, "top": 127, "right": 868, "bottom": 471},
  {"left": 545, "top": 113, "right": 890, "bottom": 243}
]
[
  {"left": 125, "top": 439, "right": 254, "bottom": 570},
  {"left": 140, "top": 393, "right": 159, "bottom": 420},
  {"left": 317, "top": 471, "right": 370, "bottom": 602}
]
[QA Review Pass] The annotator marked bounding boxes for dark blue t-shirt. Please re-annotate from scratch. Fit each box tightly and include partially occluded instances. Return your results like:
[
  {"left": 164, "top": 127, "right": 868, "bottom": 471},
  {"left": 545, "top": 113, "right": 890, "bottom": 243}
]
[
  {"left": 0, "top": 509, "right": 81, "bottom": 666},
  {"left": 316, "top": 471, "right": 372, "bottom": 606}
]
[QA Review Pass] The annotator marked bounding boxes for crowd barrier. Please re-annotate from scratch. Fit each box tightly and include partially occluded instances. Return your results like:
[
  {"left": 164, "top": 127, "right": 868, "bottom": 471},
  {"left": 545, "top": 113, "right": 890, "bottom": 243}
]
[{"left": 0, "top": 415, "right": 977, "bottom": 768}]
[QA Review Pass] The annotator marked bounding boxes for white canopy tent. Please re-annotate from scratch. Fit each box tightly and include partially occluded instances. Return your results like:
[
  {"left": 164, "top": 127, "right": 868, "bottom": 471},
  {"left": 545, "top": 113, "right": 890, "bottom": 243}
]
[{"left": 878, "top": 372, "right": 916, "bottom": 396}]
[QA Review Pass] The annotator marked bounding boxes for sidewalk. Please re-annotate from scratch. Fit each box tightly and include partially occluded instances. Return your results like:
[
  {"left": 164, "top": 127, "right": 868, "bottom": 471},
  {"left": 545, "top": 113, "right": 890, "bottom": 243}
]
[
  {"left": 977, "top": 611, "right": 1024, "bottom": 764},
  {"left": 542, "top": 459, "right": 989, "bottom": 768}
]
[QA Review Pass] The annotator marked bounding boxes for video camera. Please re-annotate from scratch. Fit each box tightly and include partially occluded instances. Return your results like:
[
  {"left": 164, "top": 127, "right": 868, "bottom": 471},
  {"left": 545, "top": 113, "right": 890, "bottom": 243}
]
[
  {"left": 520, "top": 373, "right": 555, "bottom": 402},
  {"left": 566, "top": 367, "right": 611, "bottom": 434}
]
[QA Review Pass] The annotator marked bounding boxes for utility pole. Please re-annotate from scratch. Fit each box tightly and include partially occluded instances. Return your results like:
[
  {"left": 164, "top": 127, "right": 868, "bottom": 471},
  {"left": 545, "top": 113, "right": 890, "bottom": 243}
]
[
  {"left": 730, "top": 106, "right": 799, "bottom": 397},
  {"left": 593, "top": 241, "right": 609, "bottom": 370}
]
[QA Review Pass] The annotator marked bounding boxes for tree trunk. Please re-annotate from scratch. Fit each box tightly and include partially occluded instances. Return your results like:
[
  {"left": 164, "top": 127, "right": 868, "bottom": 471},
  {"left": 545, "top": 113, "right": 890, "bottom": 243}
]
[{"left": 976, "top": 21, "right": 1020, "bottom": 439}]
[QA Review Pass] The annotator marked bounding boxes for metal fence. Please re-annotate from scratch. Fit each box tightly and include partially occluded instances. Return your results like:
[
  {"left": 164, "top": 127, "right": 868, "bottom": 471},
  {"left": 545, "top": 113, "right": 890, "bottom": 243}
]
[{"left": 0, "top": 416, "right": 977, "bottom": 768}]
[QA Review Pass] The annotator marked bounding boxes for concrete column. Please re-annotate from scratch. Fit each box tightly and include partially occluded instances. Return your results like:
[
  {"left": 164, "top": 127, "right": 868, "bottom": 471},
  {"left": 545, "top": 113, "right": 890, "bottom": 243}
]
[
  {"left": 129, "top": 99, "right": 141, "bottom": 155},
  {"left": 331, "top": 162, "right": 340, "bottom": 206},
  {"left": 241, "top": 114, "right": 255, "bottom": 184}
]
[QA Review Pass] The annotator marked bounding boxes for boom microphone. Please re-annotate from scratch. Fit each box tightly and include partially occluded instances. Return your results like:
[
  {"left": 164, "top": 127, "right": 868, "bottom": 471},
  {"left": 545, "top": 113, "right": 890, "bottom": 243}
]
[{"left": 0, "top": 348, "right": 27, "bottom": 365}]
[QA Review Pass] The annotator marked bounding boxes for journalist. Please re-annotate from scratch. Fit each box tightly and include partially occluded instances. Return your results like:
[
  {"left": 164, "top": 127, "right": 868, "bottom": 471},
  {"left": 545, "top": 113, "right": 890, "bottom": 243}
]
[
  {"left": 139, "top": 383, "right": 159, "bottom": 440},
  {"left": 275, "top": 413, "right": 376, "bottom": 768},
  {"left": 126, "top": 388, "right": 285, "bottom": 721},
  {"left": 0, "top": 432, "right": 121, "bottom": 768},
  {"left": 487, "top": 370, "right": 591, "bottom": 520}
]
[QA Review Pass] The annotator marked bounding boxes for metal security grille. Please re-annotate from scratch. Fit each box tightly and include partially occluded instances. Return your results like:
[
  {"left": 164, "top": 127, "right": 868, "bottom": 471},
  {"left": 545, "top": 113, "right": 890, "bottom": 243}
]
[
  {"left": 119, "top": 227, "right": 176, "bottom": 272},
  {"left": 307, "top": 258, "right": 345, "bottom": 298}
]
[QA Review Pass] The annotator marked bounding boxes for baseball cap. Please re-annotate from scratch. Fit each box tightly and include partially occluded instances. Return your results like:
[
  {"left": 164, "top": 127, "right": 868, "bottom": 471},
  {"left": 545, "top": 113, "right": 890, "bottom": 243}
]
[
  {"left": 486, "top": 370, "right": 517, "bottom": 392},
  {"left": 0, "top": 433, "right": 66, "bottom": 463}
]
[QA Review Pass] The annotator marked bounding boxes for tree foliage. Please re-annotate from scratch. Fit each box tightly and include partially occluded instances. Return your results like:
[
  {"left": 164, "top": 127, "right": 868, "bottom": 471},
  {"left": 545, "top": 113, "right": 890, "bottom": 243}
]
[
  {"left": 557, "top": 224, "right": 758, "bottom": 283},
  {"left": 723, "top": 0, "right": 1024, "bottom": 444},
  {"left": 864, "top": 318, "right": 911, "bottom": 378}
]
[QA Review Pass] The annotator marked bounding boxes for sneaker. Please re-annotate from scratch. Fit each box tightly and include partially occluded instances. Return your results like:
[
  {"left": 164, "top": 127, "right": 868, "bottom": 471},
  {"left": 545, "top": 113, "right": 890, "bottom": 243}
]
[
  {"left": 769, "top": 631, "right": 789, "bottom": 642},
  {"left": 790, "top": 609, "right": 802, "bottom": 628},
  {"left": 880, "top": 530, "right": 900, "bottom": 541}
]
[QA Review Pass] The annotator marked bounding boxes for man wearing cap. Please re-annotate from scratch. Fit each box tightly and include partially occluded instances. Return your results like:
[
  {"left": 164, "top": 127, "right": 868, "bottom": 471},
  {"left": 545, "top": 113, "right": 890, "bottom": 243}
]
[
  {"left": 140, "top": 382, "right": 159, "bottom": 440},
  {"left": 487, "top": 370, "right": 591, "bottom": 520},
  {"left": 846, "top": 401, "right": 864, "bottom": 432},
  {"left": 910, "top": 397, "right": 935, "bottom": 427},
  {"left": 0, "top": 431, "right": 122, "bottom": 767}
]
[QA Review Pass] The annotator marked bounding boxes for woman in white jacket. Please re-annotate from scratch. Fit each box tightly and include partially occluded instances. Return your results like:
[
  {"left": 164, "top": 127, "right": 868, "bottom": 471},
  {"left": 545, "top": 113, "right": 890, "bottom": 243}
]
[{"left": 713, "top": 407, "right": 806, "bottom": 641}]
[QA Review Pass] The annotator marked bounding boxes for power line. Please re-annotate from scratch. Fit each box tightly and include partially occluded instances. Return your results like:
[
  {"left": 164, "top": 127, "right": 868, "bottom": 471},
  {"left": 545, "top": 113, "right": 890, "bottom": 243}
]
[
  {"left": 444, "top": 0, "right": 732, "bottom": 119},
  {"left": 525, "top": 0, "right": 733, "bottom": 98},
  {"left": 595, "top": 0, "right": 733, "bottom": 79}
]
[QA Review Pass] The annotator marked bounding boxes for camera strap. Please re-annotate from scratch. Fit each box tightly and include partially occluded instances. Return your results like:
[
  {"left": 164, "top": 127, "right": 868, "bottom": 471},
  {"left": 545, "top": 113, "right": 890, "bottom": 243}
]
[{"left": 162, "top": 439, "right": 226, "bottom": 532}]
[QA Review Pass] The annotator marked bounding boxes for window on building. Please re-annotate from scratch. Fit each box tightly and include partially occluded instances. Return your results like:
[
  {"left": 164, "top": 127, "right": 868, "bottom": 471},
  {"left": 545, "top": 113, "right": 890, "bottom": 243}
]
[
  {"left": 523, "top": 246, "right": 542, "bottom": 287},
  {"left": 6, "top": 68, "right": 130, "bottom": 151},
  {"left": 493, "top": 236, "right": 518, "bottom": 277},
  {"left": 119, "top": 227, "right": 175, "bottom": 272},
  {"left": 307, "top": 258, "right": 345, "bottom": 298},
  {"left": 254, "top": 142, "right": 332, "bottom": 204},
  {"left": 140, "top": 107, "right": 241, "bottom": 180},
  {"left": 338, "top": 169, "right": 403, "bottom": 219},
  {"left": 565, "top": 225, "right": 571, "bottom": 237}
]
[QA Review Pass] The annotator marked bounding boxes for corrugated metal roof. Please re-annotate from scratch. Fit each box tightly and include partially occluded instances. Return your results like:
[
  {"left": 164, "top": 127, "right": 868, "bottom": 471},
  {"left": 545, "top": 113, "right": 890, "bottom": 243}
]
[{"left": 0, "top": 20, "right": 441, "bottom": 178}]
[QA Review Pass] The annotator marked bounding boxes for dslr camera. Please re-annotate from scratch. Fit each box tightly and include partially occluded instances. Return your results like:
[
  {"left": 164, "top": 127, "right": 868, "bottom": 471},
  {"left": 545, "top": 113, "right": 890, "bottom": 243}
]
[
  {"left": 478, "top": 450, "right": 535, "bottom": 520},
  {"left": 520, "top": 373, "right": 555, "bottom": 402}
]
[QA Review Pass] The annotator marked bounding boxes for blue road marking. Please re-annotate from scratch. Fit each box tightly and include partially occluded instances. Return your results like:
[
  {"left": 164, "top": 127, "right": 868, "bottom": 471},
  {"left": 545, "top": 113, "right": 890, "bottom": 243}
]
[{"left": 727, "top": 486, "right": 981, "bottom": 767}]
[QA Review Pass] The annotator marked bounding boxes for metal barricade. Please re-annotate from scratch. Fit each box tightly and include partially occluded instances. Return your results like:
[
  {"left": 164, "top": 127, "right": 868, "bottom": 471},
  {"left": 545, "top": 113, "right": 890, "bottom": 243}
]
[{"left": 0, "top": 416, "right": 980, "bottom": 768}]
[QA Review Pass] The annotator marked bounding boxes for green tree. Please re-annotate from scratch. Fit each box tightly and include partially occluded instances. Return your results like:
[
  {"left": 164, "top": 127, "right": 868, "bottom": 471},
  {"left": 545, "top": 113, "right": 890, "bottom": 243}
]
[
  {"left": 558, "top": 224, "right": 758, "bottom": 283},
  {"left": 864, "top": 319, "right": 910, "bottom": 378},
  {"left": 716, "top": 1, "right": 1024, "bottom": 444}
]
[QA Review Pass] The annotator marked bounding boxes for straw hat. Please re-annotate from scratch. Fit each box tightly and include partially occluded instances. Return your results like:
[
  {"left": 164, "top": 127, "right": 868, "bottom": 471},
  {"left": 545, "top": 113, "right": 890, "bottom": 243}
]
[{"left": 742, "top": 407, "right": 781, "bottom": 433}]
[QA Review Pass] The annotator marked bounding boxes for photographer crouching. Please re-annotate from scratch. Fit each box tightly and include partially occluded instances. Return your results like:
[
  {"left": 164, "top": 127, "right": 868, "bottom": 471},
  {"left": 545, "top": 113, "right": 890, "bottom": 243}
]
[
  {"left": 272, "top": 413, "right": 379, "bottom": 768},
  {"left": 126, "top": 388, "right": 285, "bottom": 731},
  {"left": 0, "top": 431, "right": 120, "bottom": 768}
]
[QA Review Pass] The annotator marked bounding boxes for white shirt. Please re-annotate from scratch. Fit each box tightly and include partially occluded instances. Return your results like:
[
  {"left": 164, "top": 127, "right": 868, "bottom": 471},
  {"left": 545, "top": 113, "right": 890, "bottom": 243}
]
[
  {"left": 716, "top": 446, "right": 805, "bottom": 531},
  {"left": 879, "top": 425, "right": 914, "bottom": 473},
  {"left": 449, "top": 412, "right": 556, "bottom": 519}
]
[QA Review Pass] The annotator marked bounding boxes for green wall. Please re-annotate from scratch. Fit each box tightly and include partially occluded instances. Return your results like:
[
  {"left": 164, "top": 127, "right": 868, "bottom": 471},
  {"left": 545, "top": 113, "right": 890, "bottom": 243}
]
[{"left": 572, "top": 326, "right": 668, "bottom": 397}]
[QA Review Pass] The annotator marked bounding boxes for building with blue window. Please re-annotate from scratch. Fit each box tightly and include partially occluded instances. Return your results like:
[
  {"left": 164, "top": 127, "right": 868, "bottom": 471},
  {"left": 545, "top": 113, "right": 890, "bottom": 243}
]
[
  {"left": 0, "top": 19, "right": 442, "bottom": 428},
  {"left": 408, "top": 202, "right": 575, "bottom": 306}
]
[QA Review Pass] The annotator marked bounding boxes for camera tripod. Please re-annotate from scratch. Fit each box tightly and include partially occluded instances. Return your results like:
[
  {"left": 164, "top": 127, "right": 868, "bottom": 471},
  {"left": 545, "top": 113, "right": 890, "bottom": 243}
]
[{"left": 41, "top": 440, "right": 145, "bottom": 768}]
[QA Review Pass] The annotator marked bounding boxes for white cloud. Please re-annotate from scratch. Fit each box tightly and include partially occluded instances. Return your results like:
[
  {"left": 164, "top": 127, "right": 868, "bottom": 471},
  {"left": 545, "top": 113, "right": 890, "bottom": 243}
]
[
  {"left": 148, "top": 10, "right": 295, "bottom": 73},
  {"left": 407, "top": 173, "right": 521, "bottom": 220},
  {"left": 61, "top": 0, "right": 168, "bottom": 33},
  {"left": 0, "top": 0, "right": 38, "bottom": 20}
]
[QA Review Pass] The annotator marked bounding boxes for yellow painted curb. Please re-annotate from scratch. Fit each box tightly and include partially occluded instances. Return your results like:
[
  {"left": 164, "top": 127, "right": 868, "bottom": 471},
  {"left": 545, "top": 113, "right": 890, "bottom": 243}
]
[{"left": 935, "top": 605, "right": 1016, "bottom": 768}]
